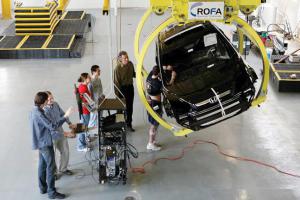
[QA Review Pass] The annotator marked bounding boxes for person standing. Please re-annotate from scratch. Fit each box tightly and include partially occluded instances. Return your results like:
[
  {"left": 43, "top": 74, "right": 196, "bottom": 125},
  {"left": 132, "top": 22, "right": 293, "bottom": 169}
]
[
  {"left": 44, "top": 91, "right": 75, "bottom": 179},
  {"left": 146, "top": 66, "right": 163, "bottom": 151},
  {"left": 29, "top": 92, "right": 73, "bottom": 199},
  {"left": 88, "top": 65, "right": 104, "bottom": 127},
  {"left": 77, "top": 73, "right": 92, "bottom": 151},
  {"left": 114, "top": 51, "right": 135, "bottom": 132}
]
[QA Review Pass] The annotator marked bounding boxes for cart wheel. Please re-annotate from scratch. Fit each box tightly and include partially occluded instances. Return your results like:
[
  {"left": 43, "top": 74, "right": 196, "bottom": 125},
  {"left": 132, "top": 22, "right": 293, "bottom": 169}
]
[
  {"left": 122, "top": 172, "right": 127, "bottom": 185},
  {"left": 122, "top": 175, "right": 127, "bottom": 185},
  {"left": 99, "top": 165, "right": 106, "bottom": 184}
]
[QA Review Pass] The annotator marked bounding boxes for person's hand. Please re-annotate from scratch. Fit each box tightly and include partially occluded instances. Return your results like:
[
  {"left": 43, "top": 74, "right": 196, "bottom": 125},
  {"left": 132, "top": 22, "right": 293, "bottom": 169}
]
[
  {"left": 64, "top": 106, "right": 74, "bottom": 118},
  {"left": 100, "top": 94, "right": 105, "bottom": 99},
  {"left": 146, "top": 96, "right": 151, "bottom": 104},
  {"left": 69, "top": 124, "right": 77, "bottom": 129},
  {"left": 64, "top": 131, "right": 76, "bottom": 138}
]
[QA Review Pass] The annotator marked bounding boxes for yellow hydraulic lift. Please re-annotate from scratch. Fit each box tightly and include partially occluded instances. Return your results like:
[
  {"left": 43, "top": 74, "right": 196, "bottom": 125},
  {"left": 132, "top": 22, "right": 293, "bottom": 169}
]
[
  {"left": 134, "top": 0, "right": 269, "bottom": 136},
  {"left": 1, "top": 0, "right": 11, "bottom": 19},
  {"left": 1, "top": 0, "right": 68, "bottom": 19}
]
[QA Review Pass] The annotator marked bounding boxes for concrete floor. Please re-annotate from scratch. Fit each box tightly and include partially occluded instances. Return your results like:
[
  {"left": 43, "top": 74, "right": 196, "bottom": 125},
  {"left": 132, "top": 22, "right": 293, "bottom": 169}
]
[{"left": 1, "top": 9, "right": 300, "bottom": 200}]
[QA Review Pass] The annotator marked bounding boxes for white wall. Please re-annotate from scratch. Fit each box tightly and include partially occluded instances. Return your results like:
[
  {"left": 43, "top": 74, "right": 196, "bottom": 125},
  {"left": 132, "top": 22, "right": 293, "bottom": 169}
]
[
  {"left": 262, "top": 0, "right": 300, "bottom": 37},
  {"left": 1, "top": 0, "right": 149, "bottom": 17},
  {"left": 10, "top": 0, "right": 149, "bottom": 8},
  {"left": 68, "top": 0, "right": 149, "bottom": 9}
]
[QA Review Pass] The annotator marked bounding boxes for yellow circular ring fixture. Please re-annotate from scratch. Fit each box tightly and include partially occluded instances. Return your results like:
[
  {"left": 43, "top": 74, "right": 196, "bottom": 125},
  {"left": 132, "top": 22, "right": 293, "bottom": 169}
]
[{"left": 134, "top": 13, "right": 269, "bottom": 137}]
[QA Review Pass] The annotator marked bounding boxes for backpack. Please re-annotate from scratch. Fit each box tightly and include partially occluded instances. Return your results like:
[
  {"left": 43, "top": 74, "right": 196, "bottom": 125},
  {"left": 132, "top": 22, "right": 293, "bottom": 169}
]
[{"left": 74, "top": 84, "right": 83, "bottom": 120}]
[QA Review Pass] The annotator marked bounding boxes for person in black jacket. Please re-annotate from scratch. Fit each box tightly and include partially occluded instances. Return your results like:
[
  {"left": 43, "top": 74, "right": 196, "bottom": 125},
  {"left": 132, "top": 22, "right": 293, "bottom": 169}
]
[{"left": 146, "top": 66, "right": 163, "bottom": 151}]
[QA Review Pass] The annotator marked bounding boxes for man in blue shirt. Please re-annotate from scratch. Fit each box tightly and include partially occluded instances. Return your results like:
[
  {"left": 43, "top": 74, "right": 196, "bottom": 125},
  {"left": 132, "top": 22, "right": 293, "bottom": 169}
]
[
  {"left": 30, "top": 92, "right": 73, "bottom": 199},
  {"left": 44, "top": 91, "right": 76, "bottom": 179}
]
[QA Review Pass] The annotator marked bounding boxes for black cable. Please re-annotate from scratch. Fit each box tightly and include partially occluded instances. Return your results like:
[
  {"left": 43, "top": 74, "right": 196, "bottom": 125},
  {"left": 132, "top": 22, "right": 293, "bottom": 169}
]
[{"left": 126, "top": 143, "right": 139, "bottom": 159}]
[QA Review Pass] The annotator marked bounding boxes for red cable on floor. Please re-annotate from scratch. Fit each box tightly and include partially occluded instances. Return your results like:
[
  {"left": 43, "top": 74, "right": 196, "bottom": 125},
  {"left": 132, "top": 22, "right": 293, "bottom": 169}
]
[{"left": 130, "top": 139, "right": 300, "bottom": 178}]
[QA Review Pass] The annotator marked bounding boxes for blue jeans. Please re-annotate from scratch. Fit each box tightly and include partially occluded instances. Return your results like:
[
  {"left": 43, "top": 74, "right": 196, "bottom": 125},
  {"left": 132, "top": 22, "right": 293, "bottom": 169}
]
[
  {"left": 77, "top": 114, "right": 90, "bottom": 149},
  {"left": 88, "top": 111, "right": 102, "bottom": 128},
  {"left": 38, "top": 146, "right": 56, "bottom": 197}
]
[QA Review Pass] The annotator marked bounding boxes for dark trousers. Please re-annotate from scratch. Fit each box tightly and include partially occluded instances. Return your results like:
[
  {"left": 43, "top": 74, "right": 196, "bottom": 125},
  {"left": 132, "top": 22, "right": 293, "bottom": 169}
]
[
  {"left": 120, "top": 85, "right": 134, "bottom": 126},
  {"left": 38, "top": 146, "right": 56, "bottom": 196}
]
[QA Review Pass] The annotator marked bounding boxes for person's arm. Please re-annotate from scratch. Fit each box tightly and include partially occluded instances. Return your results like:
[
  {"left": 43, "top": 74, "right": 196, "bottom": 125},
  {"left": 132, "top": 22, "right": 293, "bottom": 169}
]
[
  {"left": 169, "top": 71, "right": 177, "bottom": 85},
  {"left": 56, "top": 103, "right": 72, "bottom": 125},
  {"left": 131, "top": 62, "right": 136, "bottom": 78},
  {"left": 99, "top": 79, "right": 104, "bottom": 96},
  {"left": 39, "top": 111, "right": 64, "bottom": 139},
  {"left": 88, "top": 83, "right": 95, "bottom": 100},
  {"left": 44, "top": 106, "right": 67, "bottom": 128},
  {"left": 114, "top": 67, "right": 121, "bottom": 97}
]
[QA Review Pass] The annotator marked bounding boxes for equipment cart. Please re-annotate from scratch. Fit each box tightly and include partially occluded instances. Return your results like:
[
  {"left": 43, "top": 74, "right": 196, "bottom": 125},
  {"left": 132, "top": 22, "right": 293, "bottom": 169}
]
[{"left": 98, "top": 98, "right": 127, "bottom": 184}]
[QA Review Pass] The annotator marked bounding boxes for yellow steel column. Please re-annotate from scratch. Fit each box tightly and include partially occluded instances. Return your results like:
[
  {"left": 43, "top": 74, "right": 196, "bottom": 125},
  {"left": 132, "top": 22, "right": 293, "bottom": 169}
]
[
  {"left": 102, "top": 0, "right": 110, "bottom": 15},
  {"left": 1, "top": 0, "right": 12, "bottom": 19}
]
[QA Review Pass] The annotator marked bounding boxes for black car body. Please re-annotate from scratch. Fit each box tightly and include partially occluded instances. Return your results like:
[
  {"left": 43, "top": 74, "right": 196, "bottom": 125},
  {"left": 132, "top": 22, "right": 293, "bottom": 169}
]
[{"left": 156, "top": 22, "right": 258, "bottom": 131}]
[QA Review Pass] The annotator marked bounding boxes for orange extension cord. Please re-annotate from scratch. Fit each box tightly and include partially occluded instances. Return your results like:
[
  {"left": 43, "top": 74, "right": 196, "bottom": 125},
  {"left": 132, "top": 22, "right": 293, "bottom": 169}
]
[{"left": 130, "top": 139, "right": 300, "bottom": 178}]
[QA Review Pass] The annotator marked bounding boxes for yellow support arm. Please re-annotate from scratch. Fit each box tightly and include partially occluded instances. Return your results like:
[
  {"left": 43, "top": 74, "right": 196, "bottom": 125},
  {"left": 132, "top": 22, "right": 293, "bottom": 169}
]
[
  {"left": 58, "top": 0, "right": 70, "bottom": 11},
  {"left": 1, "top": 0, "right": 12, "bottom": 19},
  {"left": 237, "top": 28, "right": 244, "bottom": 54},
  {"left": 232, "top": 17, "right": 269, "bottom": 106}
]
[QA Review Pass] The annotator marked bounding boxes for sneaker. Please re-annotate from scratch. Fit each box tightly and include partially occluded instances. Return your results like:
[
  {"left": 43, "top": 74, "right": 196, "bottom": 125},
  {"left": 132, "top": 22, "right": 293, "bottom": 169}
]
[
  {"left": 127, "top": 126, "right": 135, "bottom": 132},
  {"left": 54, "top": 174, "right": 61, "bottom": 180},
  {"left": 153, "top": 141, "right": 162, "bottom": 147},
  {"left": 77, "top": 147, "right": 88, "bottom": 152},
  {"left": 40, "top": 190, "right": 47, "bottom": 194},
  {"left": 147, "top": 143, "right": 161, "bottom": 151},
  {"left": 62, "top": 170, "right": 73, "bottom": 176},
  {"left": 48, "top": 192, "right": 66, "bottom": 199}
]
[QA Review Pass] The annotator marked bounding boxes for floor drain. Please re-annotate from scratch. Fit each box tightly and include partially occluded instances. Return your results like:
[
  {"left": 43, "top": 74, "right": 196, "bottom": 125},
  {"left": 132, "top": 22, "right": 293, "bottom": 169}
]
[{"left": 124, "top": 196, "right": 136, "bottom": 200}]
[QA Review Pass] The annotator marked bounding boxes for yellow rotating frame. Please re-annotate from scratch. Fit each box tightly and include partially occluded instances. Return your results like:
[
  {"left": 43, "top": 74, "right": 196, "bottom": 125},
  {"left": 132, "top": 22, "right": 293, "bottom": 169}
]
[{"left": 134, "top": 0, "right": 269, "bottom": 137}]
